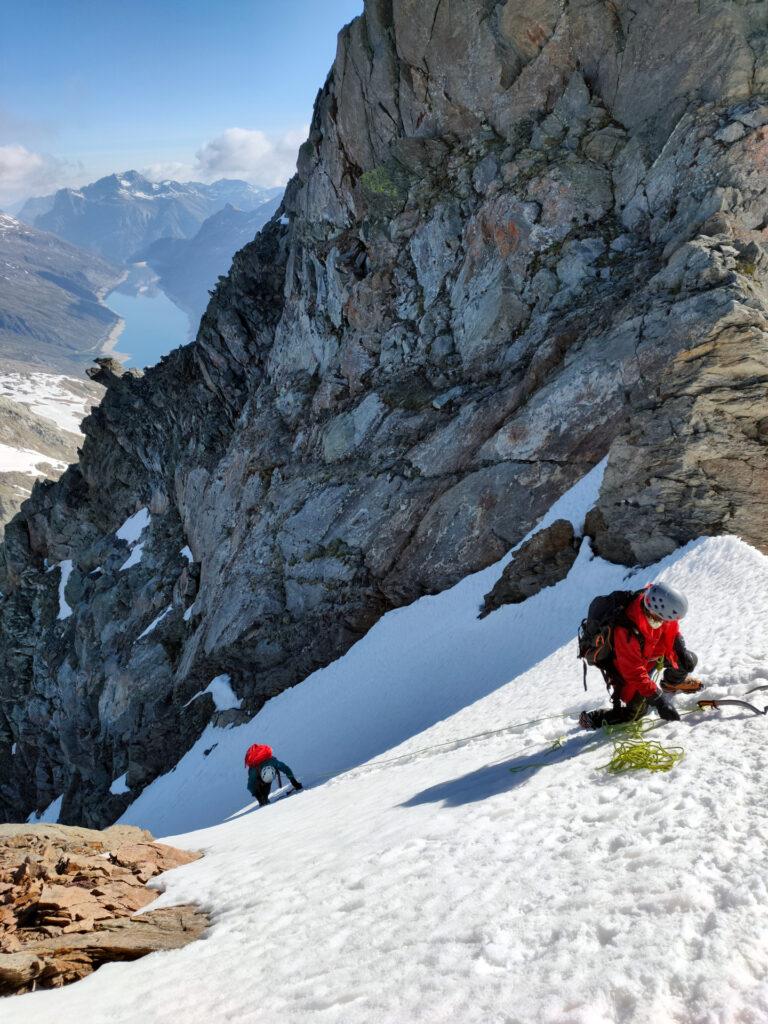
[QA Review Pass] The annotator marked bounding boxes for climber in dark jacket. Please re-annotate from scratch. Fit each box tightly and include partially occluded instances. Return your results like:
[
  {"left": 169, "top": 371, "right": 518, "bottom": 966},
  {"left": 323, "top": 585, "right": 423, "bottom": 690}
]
[
  {"left": 580, "top": 582, "right": 701, "bottom": 729},
  {"left": 244, "top": 743, "right": 303, "bottom": 806}
]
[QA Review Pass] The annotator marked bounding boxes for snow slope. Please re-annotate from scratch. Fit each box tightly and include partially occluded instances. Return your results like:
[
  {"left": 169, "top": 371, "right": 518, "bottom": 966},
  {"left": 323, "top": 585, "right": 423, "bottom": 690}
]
[{"left": 6, "top": 464, "right": 768, "bottom": 1024}]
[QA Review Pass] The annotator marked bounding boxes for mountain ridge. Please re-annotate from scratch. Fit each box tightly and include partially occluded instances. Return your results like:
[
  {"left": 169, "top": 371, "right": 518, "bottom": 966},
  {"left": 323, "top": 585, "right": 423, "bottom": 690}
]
[
  {"left": 19, "top": 173, "right": 282, "bottom": 265},
  {"left": 136, "top": 195, "right": 283, "bottom": 326}
]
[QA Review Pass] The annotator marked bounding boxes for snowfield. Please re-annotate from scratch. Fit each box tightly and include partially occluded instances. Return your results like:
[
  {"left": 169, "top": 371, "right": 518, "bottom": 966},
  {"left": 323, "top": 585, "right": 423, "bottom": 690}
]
[
  {"left": 0, "top": 372, "right": 98, "bottom": 503},
  {"left": 0, "top": 372, "right": 95, "bottom": 435},
  {"left": 6, "top": 464, "right": 768, "bottom": 1024},
  {"left": 0, "top": 442, "right": 66, "bottom": 477}
]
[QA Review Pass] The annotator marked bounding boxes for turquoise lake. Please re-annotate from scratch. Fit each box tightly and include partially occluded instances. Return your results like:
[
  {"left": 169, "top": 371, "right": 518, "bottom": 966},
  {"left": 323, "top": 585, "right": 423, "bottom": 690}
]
[{"left": 106, "top": 288, "right": 191, "bottom": 369}]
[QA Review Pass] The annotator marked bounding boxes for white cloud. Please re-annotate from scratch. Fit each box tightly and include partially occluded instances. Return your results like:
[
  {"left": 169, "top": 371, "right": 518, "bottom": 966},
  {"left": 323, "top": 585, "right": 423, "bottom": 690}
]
[
  {"left": 195, "top": 127, "right": 306, "bottom": 186},
  {"left": 141, "top": 159, "right": 197, "bottom": 183},
  {"left": 0, "top": 144, "right": 82, "bottom": 208},
  {"left": 0, "top": 125, "right": 309, "bottom": 208},
  {"left": 146, "top": 127, "right": 307, "bottom": 189}
]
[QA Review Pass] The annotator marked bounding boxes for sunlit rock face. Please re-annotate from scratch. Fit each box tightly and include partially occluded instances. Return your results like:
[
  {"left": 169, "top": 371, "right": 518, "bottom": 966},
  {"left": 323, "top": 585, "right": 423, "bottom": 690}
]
[
  {"left": 1, "top": 0, "right": 766, "bottom": 826},
  {"left": 0, "top": 823, "right": 206, "bottom": 995}
]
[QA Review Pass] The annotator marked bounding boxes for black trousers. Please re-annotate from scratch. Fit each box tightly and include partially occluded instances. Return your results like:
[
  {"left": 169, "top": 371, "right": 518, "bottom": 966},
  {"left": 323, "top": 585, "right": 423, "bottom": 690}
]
[
  {"left": 588, "top": 639, "right": 697, "bottom": 727},
  {"left": 662, "top": 636, "right": 698, "bottom": 685},
  {"left": 253, "top": 778, "right": 272, "bottom": 806},
  {"left": 253, "top": 773, "right": 297, "bottom": 806}
]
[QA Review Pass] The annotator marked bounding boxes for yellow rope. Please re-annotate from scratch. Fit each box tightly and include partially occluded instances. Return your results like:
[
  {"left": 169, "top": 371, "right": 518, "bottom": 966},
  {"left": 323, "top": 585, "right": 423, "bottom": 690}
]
[
  {"left": 600, "top": 716, "right": 684, "bottom": 774},
  {"left": 508, "top": 736, "right": 566, "bottom": 773}
]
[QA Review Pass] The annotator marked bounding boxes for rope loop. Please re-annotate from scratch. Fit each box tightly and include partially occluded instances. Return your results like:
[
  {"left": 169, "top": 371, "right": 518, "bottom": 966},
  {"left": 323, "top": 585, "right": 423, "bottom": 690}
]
[{"left": 600, "top": 716, "right": 684, "bottom": 774}]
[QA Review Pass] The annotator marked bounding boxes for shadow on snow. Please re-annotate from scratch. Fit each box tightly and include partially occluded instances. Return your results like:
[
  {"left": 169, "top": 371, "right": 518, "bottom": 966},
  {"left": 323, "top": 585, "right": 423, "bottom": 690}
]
[{"left": 401, "top": 731, "right": 600, "bottom": 808}]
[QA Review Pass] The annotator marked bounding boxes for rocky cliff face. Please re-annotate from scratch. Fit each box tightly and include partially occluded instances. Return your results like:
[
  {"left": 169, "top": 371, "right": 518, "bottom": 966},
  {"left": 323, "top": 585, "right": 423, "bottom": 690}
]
[{"left": 1, "top": 0, "right": 766, "bottom": 827}]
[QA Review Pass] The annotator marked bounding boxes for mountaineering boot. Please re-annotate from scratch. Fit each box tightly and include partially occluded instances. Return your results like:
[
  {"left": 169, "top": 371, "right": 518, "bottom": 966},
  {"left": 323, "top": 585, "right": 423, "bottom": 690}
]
[
  {"left": 579, "top": 710, "right": 599, "bottom": 731},
  {"left": 661, "top": 675, "right": 703, "bottom": 695}
]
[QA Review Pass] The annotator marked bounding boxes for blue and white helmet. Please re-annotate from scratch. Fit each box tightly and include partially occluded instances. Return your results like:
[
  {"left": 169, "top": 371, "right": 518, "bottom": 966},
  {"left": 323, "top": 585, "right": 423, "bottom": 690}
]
[
  {"left": 643, "top": 583, "right": 688, "bottom": 621},
  {"left": 260, "top": 764, "right": 276, "bottom": 784}
]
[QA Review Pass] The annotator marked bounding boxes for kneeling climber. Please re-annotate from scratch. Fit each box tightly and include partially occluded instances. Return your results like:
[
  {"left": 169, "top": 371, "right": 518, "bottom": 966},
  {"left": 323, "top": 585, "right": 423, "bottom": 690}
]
[
  {"left": 579, "top": 582, "right": 701, "bottom": 730},
  {"left": 244, "top": 743, "right": 303, "bottom": 806}
]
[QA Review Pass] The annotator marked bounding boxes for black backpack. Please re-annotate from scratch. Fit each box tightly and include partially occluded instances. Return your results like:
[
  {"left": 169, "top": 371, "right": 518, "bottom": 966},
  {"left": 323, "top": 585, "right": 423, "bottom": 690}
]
[{"left": 577, "top": 590, "right": 644, "bottom": 700}]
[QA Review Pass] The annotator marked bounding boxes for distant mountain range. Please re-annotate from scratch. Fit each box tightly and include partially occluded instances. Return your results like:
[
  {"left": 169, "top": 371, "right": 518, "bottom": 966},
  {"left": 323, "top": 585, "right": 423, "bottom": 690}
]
[
  {"left": 19, "top": 172, "right": 283, "bottom": 265},
  {"left": 0, "top": 213, "right": 123, "bottom": 374},
  {"left": 137, "top": 196, "right": 283, "bottom": 325},
  {"left": 0, "top": 175, "right": 284, "bottom": 533}
]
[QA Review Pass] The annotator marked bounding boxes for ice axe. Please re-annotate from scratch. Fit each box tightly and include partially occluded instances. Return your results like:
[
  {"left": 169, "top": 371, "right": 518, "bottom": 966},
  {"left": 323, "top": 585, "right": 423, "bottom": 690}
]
[{"left": 697, "top": 698, "right": 768, "bottom": 717}]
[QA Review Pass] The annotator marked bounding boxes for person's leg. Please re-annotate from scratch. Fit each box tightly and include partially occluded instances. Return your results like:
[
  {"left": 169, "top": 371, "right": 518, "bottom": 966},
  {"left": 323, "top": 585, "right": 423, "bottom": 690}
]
[
  {"left": 580, "top": 695, "right": 649, "bottom": 729},
  {"left": 662, "top": 636, "right": 700, "bottom": 689},
  {"left": 255, "top": 778, "right": 272, "bottom": 806}
]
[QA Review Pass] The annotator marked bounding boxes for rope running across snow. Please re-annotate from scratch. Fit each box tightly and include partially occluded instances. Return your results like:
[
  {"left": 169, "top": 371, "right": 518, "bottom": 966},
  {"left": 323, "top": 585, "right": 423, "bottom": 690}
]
[
  {"left": 319, "top": 710, "right": 571, "bottom": 786},
  {"left": 316, "top": 685, "right": 766, "bottom": 789}
]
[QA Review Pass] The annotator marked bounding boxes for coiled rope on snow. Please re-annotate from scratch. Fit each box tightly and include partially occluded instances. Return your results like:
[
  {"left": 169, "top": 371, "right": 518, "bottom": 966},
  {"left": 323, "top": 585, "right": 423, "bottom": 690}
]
[{"left": 601, "top": 716, "right": 685, "bottom": 774}]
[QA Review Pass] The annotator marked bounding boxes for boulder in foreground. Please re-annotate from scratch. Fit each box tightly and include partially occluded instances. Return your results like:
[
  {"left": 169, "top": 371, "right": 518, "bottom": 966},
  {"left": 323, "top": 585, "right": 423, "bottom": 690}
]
[{"left": 0, "top": 823, "right": 207, "bottom": 996}]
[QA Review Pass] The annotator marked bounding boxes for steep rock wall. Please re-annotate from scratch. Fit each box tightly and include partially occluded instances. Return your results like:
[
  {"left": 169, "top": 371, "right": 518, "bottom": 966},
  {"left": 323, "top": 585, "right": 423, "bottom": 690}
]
[{"left": 1, "top": 0, "right": 766, "bottom": 826}]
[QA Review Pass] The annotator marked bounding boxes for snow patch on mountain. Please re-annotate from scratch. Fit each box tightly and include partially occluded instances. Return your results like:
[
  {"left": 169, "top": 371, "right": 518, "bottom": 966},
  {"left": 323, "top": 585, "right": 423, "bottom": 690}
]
[
  {"left": 183, "top": 674, "right": 242, "bottom": 712},
  {"left": 116, "top": 508, "right": 150, "bottom": 545},
  {"left": 0, "top": 372, "right": 96, "bottom": 434},
  {"left": 25, "top": 795, "right": 63, "bottom": 825},
  {"left": 109, "top": 774, "right": 130, "bottom": 796},
  {"left": 0, "top": 213, "right": 24, "bottom": 234},
  {"left": 137, "top": 605, "right": 172, "bottom": 640},
  {"left": 116, "top": 508, "right": 150, "bottom": 571},
  {"left": 0, "top": 443, "right": 66, "bottom": 477},
  {"left": 56, "top": 560, "right": 73, "bottom": 620}
]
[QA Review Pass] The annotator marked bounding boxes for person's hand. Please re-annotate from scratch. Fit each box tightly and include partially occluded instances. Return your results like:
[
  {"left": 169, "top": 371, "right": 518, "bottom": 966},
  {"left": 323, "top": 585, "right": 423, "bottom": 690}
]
[
  {"left": 292, "top": 781, "right": 303, "bottom": 791},
  {"left": 650, "top": 694, "right": 681, "bottom": 722}
]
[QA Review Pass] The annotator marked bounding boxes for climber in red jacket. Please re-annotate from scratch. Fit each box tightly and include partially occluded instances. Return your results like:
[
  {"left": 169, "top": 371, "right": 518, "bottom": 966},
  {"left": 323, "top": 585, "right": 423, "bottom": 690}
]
[
  {"left": 580, "top": 582, "right": 701, "bottom": 729},
  {"left": 244, "top": 743, "right": 303, "bottom": 806}
]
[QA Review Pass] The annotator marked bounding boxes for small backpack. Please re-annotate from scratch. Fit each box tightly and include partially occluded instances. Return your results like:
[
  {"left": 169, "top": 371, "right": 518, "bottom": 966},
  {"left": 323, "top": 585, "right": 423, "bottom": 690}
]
[
  {"left": 577, "top": 590, "right": 644, "bottom": 698},
  {"left": 244, "top": 743, "right": 273, "bottom": 768}
]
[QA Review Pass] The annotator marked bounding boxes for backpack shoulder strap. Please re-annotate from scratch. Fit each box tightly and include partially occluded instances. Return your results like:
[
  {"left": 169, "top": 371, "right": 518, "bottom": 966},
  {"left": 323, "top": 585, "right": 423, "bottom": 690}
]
[{"left": 613, "top": 606, "right": 644, "bottom": 651}]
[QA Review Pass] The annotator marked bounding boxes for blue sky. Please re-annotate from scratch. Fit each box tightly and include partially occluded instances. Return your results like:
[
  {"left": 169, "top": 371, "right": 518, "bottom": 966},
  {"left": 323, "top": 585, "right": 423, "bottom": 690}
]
[{"left": 0, "top": 0, "right": 363, "bottom": 206}]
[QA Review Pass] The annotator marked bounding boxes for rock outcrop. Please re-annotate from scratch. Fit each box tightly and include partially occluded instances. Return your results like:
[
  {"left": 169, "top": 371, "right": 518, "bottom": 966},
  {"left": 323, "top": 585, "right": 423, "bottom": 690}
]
[
  {"left": 0, "top": 0, "right": 766, "bottom": 826},
  {"left": 0, "top": 823, "right": 205, "bottom": 995},
  {"left": 480, "top": 519, "right": 578, "bottom": 616}
]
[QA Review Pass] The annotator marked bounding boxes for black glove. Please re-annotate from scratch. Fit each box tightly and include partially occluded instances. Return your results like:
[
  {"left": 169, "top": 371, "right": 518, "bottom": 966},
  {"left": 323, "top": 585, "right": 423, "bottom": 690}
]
[
  {"left": 292, "top": 780, "right": 303, "bottom": 791},
  {"left": 649, "top": 694, "right": 681, "bottom": 722}
]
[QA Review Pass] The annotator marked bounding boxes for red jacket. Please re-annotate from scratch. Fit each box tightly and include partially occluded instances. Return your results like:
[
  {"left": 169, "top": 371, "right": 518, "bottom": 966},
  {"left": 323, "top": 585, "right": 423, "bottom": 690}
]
[{"left": 613, "top": 593, "right": 680, "bottom": 701}]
